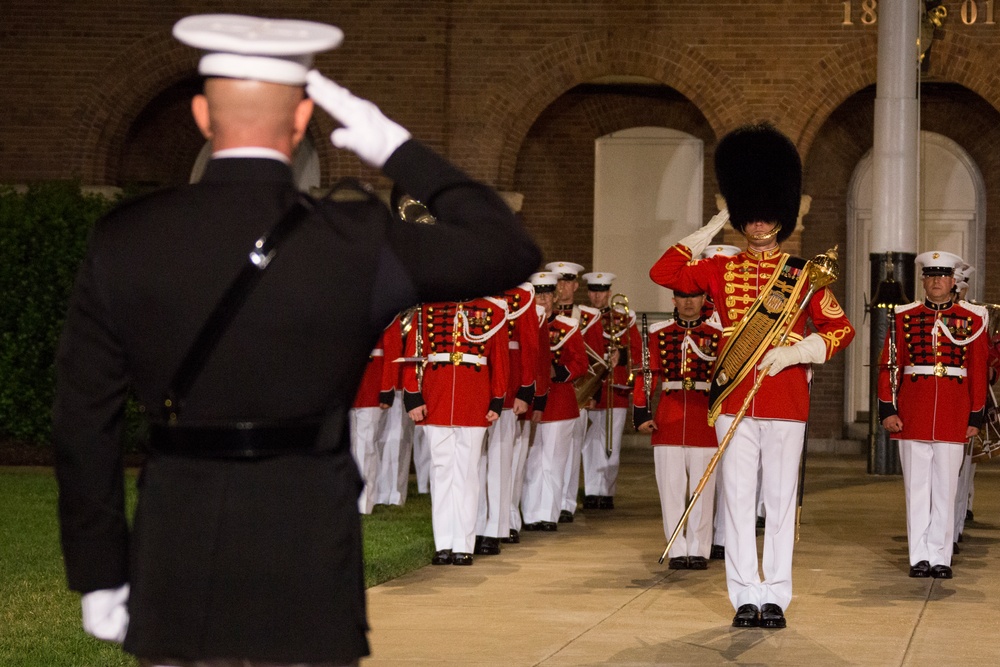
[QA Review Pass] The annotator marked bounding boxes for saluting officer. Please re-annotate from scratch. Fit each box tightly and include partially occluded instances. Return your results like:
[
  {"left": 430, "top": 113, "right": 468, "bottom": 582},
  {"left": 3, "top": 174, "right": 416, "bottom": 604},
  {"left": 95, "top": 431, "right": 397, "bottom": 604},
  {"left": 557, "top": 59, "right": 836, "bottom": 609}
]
[
  {"left": 634, "top": 289, "right": 722, "bottom": 570},
  {"left": 405, "top": 298, "right": 510, "bottom": 566},
  {"left": 52, "top": 14, "right": 540, "bottom": 666},
  {"left": 879, "top": 251, "right": 988, "bottom": 579},
  {"left": 521, "top": 272, "right": 589, "bottom": 531}
]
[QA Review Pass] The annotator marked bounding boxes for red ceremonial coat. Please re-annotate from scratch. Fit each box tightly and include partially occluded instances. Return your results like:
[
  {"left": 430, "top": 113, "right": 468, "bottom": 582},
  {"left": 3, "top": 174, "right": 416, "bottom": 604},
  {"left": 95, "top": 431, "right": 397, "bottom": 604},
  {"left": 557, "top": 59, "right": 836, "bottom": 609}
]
[
  {"left": 650, "top": 244, "right": 856, "bottom": 422},
  {"left": 403, "top": 298, "right": 509, "bottom": 427},
  {"left": 352, "top": 319, "right": 401, "bottom": 408},
  {"left": 538, "top": 314, "right": 588, "bottom": 423},
  {"left": 634, "top": 315, "right": 722, "bottom": 447},
  {"left": 497, "top": 285, "right": 540, "bottom": 412},
  {"left": 877, "top": 299, "right": 988, "bottom": 444}
]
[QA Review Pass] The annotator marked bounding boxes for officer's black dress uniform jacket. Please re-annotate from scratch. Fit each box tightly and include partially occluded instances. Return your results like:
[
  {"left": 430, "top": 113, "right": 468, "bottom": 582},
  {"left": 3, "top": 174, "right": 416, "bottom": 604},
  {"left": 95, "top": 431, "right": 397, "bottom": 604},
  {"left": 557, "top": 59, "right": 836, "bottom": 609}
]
[{"left": 53, "top": 140, "right": 541, "bottom": 663}]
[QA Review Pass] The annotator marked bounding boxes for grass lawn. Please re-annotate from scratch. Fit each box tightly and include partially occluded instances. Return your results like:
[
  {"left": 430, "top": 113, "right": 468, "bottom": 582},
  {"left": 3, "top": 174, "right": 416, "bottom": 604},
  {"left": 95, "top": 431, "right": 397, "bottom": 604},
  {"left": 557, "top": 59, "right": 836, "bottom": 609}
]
[{"left": 0, "top": 466, "right": 434, "bottom": 667}]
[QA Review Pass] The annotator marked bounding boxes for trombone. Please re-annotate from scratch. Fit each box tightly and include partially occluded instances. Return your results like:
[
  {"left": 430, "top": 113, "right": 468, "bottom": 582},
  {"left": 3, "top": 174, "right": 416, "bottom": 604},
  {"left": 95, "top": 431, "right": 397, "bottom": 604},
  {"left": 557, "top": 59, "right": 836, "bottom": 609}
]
[{"left": 604, "top": 294, "right": 633, "bottom": 458}]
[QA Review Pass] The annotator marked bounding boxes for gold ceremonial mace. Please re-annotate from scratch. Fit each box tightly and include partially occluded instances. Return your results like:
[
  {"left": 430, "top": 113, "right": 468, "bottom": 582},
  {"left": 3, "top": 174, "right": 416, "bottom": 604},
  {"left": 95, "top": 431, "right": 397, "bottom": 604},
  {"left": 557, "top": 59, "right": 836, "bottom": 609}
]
[{"left": 658, "top": 246, "right": 841, "bottom": 564}]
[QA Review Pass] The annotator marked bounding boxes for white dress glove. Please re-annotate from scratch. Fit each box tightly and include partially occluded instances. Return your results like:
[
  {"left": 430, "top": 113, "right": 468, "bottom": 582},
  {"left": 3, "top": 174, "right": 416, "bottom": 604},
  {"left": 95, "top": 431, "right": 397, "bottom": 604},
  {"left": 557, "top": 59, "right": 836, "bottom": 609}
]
[
  {"left": 677, "top": 209, "right": 730, "bottom": 258},
  {"left": 757, "top": 333, "right": 827, "bottom": 376},
  {"left": 81, "top": 583, "right": 130, "bottom": 643},
  {"left": 305, "top": 70, "right": 411, "bottom": 168}
]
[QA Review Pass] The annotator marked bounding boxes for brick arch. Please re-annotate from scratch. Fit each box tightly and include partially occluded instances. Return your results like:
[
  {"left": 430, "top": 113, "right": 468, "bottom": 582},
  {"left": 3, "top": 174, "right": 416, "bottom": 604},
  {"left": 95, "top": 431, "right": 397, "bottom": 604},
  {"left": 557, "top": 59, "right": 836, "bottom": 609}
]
[
  {"left": 68, "top": 32, "right": 330, "bottom": 186},
  {"left": 473, "top": 28, "right": 746, "bottom": 189},
  {"left": 777, "top": 32, "right": 879, "bottom": 159},
  {"left": 68, "top": 31, "right": 198, "bottom": 184},
  {"left": 927, "top": 30, "right": 1000, "bottom": 114}
]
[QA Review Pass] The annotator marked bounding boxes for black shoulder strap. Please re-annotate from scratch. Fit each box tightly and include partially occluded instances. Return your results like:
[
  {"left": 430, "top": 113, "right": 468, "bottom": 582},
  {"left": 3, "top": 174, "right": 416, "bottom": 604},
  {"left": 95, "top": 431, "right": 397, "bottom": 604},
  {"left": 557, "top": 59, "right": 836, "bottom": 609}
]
[{"left": 162, "top": 194, "right": 314, "bottom": 423}]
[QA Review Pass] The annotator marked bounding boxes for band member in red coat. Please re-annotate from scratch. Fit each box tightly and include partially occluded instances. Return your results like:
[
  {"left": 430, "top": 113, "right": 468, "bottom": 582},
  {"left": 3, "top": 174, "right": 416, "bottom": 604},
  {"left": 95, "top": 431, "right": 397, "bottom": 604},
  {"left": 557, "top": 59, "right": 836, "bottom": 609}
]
[
  {"left": 375, "top": 310, "right": 413, "bottom": 507},
  {"left": 544, "top": 261, "right": 597, "bottom": 523},
  {"left": 650, "top": 123, "right": 855, "bottom": 630},
  {"left": 350, "top": 320, "right": 400, "bottom": 514},
  {"left": 879, "top": 251, "right": 988, "bottom": 580},
  {"left": 580, "top": 272, "right": 641, "bottom": 511},
  {"left": 521, "top": 272, "right": 588, "bottom": 531},
  {"left": 509, "top": 298, "right": 551, "bottom": 539},
  {"left": 475, "top": 283, "right": 540, "bottom": 554},
  {"left": 404, "top": 298, "right": 510, "bottom": 565},
  {"left": 634, "top": 290, "right": 722, "bottom": 569}
]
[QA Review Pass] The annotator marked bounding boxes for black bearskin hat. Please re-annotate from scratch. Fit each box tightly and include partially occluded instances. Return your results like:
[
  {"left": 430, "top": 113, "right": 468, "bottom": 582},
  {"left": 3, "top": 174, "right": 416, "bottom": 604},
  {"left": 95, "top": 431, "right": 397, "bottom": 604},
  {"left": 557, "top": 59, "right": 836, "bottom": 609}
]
[{"left": 714, "top": 122, "right": 801, "bottom": 244}]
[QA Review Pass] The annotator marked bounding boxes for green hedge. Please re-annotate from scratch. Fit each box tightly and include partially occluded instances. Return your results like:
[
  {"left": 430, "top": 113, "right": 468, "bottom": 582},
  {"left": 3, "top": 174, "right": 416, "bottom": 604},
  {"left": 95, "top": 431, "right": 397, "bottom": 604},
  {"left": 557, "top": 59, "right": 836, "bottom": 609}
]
[{"left": 0, "top": 183, "right": 113, "bottom": 445}]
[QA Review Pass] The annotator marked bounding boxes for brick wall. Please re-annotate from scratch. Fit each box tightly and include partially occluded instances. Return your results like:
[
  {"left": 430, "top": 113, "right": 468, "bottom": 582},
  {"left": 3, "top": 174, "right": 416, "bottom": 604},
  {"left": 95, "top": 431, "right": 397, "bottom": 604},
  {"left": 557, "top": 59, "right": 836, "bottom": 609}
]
[{"left": 4, "top": 0, "right": 1000, "bottom": 436}]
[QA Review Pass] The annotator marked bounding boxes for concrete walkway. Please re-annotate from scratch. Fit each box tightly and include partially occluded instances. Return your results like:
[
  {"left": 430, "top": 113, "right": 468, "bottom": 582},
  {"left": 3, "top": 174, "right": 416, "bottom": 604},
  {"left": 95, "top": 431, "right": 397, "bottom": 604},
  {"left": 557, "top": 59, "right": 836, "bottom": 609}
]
[{"left": 363, "top": 439, "right": 1000, "bottom": 666}]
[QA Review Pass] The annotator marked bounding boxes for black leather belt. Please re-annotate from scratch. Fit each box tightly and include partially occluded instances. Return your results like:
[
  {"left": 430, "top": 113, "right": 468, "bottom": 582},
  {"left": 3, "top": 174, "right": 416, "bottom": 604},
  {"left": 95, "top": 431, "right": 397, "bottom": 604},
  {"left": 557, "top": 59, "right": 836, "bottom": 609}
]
[{"left": 148, "top": 421, "right": 325, "bottom": 459}]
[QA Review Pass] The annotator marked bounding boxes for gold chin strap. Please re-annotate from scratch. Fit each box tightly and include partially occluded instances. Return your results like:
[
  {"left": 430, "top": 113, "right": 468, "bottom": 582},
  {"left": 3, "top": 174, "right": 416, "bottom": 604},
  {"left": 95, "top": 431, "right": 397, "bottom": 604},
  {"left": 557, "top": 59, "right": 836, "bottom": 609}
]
[{"left": 745, "top": 223, "right": 782, "bottom": 243}]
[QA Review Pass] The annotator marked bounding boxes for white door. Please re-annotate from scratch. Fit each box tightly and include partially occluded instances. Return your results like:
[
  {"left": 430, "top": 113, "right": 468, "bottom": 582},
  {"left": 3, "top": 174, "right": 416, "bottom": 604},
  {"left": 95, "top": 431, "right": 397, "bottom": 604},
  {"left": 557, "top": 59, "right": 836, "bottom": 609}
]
[{"left": 593, "top": 127, "right": 704, "bottom": 315}]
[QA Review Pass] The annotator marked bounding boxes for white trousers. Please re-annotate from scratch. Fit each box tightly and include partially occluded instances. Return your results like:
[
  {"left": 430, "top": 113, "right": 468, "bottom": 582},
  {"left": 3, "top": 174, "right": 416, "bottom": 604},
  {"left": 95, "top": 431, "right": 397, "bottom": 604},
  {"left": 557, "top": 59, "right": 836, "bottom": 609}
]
[
  {"left": 716, "top": 415, "right": 804, "bottom": 611},
  {"left": 522, "top": 419, "right": 575, "bottom": 524},
  {"left": 560, "top": 411, "right": 589, "bottom": 513},
  {"left": 581, "top": 407, "right": 626, "bottom": 497},
  {"left": 349, "top": 407, "right": 386, "bottom": 515},
  {"left": 412, "top": 419, "right": 432, "bottom": 494},
  {"left": 374, "top": 391, "right": 413, "bottom": 506},
  {"left": 898, "top": 439, "right": 964, "bottom": 567},
  {"left": 423, "top": 424, "right": 487, "bottom": 554},
  {"left": 476, "top": 409, "right": 515, "bottom": 538},
  {"left": 509, "top": 418, "right": 532, "bottom": 532},
  {"left": 712, "top": 454, "right": 726, "bottom": 547},
  {"left": 655, "top": 446, "right": 716, "bottom": 559},
  {"left": 953, "top": 447, "right": 975, "bottom": 538}
]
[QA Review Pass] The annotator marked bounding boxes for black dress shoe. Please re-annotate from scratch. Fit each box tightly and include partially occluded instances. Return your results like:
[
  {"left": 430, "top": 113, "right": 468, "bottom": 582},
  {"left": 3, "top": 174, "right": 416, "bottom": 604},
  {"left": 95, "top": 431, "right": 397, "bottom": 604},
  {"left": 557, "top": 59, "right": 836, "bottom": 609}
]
[
  {"left": 475, "top": 536, "right": 501, "bottom": 555},
  {"left": 500, "top": 528, "right": 520, "bottom": 544},
  {"left": 732, "top": 604, "right": 759, "bottom": 628},
  {"left": 930, "top": 564, "right": 953, "bottom": 579},
  {"left": 759, "top": 603, "right": 786, "bottom": 629},
  {"left": 452, "top": 552, "right": 474, "bottom": 566},
  {"left": 668, "top": 557, "right": 689, "bottom": 570},
  {"left": 966, "top": 509, "right": 974, "bottom": 522},
  {"left": 710, "top": 544, "right": 725, "bottom": 560},
  {"left": 909, "top": 560, "right": 931, "bottom": 578},
  {"left": 522, "top": 522, "right": 541, "bottom": 532},
  {"left": 540, "top": 521, "right": 558, "bottom": 532},
  {"left": 688, "top": 556, "right": 708, "bottom": 570},
  {"left": 558, "top": 510, "right": 574, "bottom": 523},
  {"left": 431, "top": 549, "right": 453, "bottom": 565},
  {"left": 598, "top": 496, "right": 615, "bottom": 509},
  {"left": 583, "top": 495, "right": 599, "bottom": 509},
  {"left": 953, "top": 542, "right": 960, "bottom": 555}
]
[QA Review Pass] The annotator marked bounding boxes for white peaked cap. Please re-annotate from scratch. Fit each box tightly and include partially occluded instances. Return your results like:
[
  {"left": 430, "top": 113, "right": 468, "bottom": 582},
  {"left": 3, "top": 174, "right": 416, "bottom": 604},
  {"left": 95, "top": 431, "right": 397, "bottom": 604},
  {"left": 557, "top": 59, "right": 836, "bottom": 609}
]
[
  {"left": 529, "top": 272, "right": 558, "bottom": 292},
  {"left": 173, "top": 14, "right": 344, "bottom": 85},
  {"left": 544, "top": 261, "right": 585, "bottom": 279},
  {"left": 701, "top": 244, "right": 742, "bottom": 259},
  {"left": 915, "top": 250, "right": 963, "bottom": 276},
  {"left": 582, "top": 272, "right": 616, "bottom": 289}
]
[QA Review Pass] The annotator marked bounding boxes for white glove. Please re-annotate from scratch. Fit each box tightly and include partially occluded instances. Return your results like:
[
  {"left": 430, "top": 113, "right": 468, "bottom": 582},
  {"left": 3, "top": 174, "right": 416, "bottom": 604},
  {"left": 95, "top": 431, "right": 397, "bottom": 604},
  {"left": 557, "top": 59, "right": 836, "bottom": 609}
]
[
  {"left": 305, "top": 70, "right": 411, "bottom": 168},
  {"left": 677, "top": 209, "right": 730, "bottom": 258},
  {"left": 81, "top": 584, "right": 130, "bottom": 643},
  {"left": 757, "top": 333, "right": 827, "bottom": 376}
]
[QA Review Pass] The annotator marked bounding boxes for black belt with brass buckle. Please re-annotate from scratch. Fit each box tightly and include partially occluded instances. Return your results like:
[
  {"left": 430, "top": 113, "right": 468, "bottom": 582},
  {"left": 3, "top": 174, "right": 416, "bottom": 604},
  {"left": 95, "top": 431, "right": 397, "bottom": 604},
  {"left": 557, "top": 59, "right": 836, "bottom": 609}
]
[{"left": 148, "top": 420, "right": 325, "bottom": 459}]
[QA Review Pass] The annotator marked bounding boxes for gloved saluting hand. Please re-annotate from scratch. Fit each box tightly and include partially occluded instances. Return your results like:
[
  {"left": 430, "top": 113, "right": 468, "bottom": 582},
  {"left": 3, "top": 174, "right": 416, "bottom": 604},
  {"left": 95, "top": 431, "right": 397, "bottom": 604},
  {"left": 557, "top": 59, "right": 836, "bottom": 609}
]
[
  {"left": 757, "top": 333, "right": 827, "bottom": 376},
  {"left": 81, "top": 583, "right": 130, "bottom": 643},
  {"left": 305, "top": 70, "right": 411, "bottom": 169},
  {"left": 677, "top": 209, "right": 730, "bottom": 258}
]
